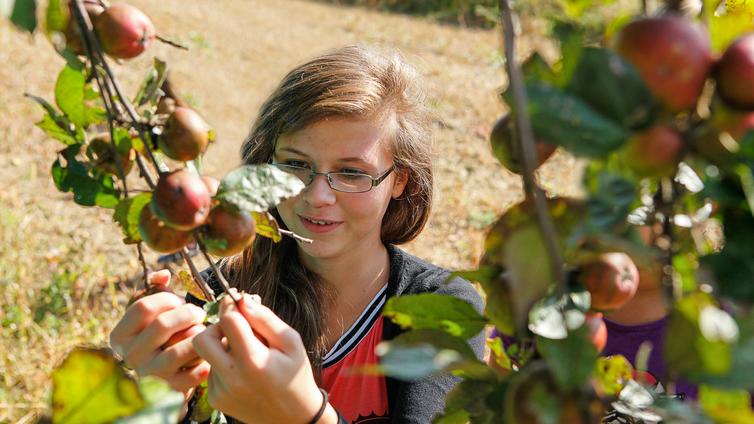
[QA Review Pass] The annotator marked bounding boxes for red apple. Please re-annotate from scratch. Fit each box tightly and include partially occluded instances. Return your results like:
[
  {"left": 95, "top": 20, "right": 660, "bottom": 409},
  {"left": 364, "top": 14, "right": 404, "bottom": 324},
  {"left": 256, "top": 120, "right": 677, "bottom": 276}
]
[
  {"left": 158, "top": 107, "right": 212, "bottom": 162},
  {"left": 580, "top": 252, "right": 640, "bottom": 311},
  {"left": 93, "top": 3, "right": 155, "bottom": 59},
  {"left": 490, "top": 114, "right": 556, "bottom": 175},
  {"left": 151, "top": 169, "right": 212, "bottom": 231},
  {"left": 199, "top": 205, "right": 256, "bottom": 257},
  {"left": 138, "top": 205, "right": 192, "bottom": 253},
  {"left": 623, "top": 126, "right": 684, "bottom": 177},
  {"left": 616, "top": 16, "right": 713, "bottom": 112},
  {"left": 585, "top": 312, "right": 608, "bottom": 353},
  {"left": 716, "top": 34, "right": 754, "bottom": 110}
]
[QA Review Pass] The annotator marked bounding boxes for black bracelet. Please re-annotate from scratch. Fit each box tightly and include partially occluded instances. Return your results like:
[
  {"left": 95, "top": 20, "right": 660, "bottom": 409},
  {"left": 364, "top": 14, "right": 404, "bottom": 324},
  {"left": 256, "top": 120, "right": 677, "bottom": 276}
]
[{"left": 309, "top": 387, "right": 329, "bottom": 424}]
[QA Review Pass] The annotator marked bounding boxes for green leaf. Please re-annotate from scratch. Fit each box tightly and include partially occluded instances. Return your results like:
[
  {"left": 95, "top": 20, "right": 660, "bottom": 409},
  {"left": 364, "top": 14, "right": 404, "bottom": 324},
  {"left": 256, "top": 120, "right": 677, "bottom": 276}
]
[
  {"left": 536, "top": 319, "right": 598, "bottom": 392},
  {"left": 189, "top": 383, "right": 213, "bottom": 423},
  {"left": 113, "top": 193, "right": 151, "bottom": 244},
  {"left": 456, "top": 267, "right": 516, "bottom": 336},
  {"left": 692, "top": 312, "right": 754, "bottom": 390},
  {"left": 698, "top": 385, "right": 754, "bottom": 423},
  {"left": 709, "top": 9, "right": 754, "bottom": 54},
  {"left": 36, "top": 113, "right": 79, "bottom": 145},
  {"left": 505, "top": 82, "right": 629, "bottom": 158},
  {"left": 665, "top": 292, "right": 736, "bottom": 378},
  {"left": 528, "top": 291, "right": 589, "bottom": 339},
  {"left": 594, "top": 355, "right": 633, "bottom": 396},
  {"left": 114, "top": 377, "right": 183, "bottom": 424},
  {"left": 52, "top": 347, "right": 144, "bottom": 424},
  {"left": 383, "top": 293, "right": 486, "bottom": 339},
  {"left": 565, "top": 47, "right": 656, "bottom": 130},
  {"left": 55, "top": 61, "right": 90, "bottom": 128},
  {"left": 252, "top": 211, "right": 282, "bottom": 242},
  {"left": 133, "top": 58, "right": 168, "bottom": 107},
  {"left": 45, "top": 0, "right": 67, "bottom": 34},
  {"left": 52, "top": 144, "right": 120, "bottom": 208},
  {"left": 435, "top": 379, "right": 498, "bottom": 424},
  {"left": 521, "top": 52, "right": 556, "bottom": 85},
  {"left": 372, "top": 329, "right": 487, "bottom": 381},
  {"left": 505, "top": 224, "right": 555, "bottom": 329},
  {"left": 216, "top": 164, "right": 305, "bottom": 213},
  {"left": 581, "top": 166, "right": 638, "bottom": 234},
  {"left": 8, "top": 0, "right": 37, "bottom": 33}
]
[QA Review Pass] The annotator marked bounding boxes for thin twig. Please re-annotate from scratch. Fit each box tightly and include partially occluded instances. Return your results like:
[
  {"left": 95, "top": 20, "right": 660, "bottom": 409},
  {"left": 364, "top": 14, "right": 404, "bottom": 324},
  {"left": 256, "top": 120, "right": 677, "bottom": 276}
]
[
  {"left": 155, "top": 34, "right": 189, "bottom": 50},
  {"left": 197, "top": 242, "right": 241, "bottom": 305},
  {"left": 498, "top": 0, "right": 566, "bottom": 292},
  {"left": 137, "top": 242, "right": 149, "bottom": 289},
  {"left": 279, "top": 229, "right": 313, "bottom": 244},
  {"left": 181, "top": 248, "right": 216, "bottom": 302}
]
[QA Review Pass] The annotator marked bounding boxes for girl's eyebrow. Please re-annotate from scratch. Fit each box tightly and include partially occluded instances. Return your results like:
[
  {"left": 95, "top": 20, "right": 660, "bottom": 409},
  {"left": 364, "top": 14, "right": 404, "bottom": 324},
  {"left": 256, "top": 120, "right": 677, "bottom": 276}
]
[{"left": 277, "top": 147, "right": 372, "bottom": 167}]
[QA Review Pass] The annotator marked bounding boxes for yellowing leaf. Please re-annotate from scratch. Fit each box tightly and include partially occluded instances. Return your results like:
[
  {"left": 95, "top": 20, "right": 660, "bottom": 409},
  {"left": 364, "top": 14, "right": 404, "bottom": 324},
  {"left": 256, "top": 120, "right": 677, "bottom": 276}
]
[
  {"left": 252, "top": 211, "right": 282, "bottom": 242},
  {"left": 594, "top": 355, "right": 634, "bottom": 396},
  {"left": 52, "top": 348, "right": 144, "bottom": 424}
]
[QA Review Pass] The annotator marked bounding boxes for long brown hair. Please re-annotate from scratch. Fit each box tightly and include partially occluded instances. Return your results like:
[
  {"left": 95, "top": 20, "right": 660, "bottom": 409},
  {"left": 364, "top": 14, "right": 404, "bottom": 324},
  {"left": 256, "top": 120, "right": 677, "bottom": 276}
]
[{"left": 228, "top": 45, "right": 433, "bottom": 369}]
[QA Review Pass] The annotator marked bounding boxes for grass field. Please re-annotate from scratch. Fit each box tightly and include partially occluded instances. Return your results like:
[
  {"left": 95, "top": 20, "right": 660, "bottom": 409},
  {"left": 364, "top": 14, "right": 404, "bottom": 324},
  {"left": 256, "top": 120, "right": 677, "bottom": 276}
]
[{"left": 0, "top": 1, "right": 582, "bottom": 421}]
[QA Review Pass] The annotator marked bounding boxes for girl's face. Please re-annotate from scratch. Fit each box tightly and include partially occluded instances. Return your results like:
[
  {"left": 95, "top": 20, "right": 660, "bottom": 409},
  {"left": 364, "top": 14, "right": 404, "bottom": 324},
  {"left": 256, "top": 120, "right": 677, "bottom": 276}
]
[{"left": 273, "top": 116, "right": 407, "bottom": 263}]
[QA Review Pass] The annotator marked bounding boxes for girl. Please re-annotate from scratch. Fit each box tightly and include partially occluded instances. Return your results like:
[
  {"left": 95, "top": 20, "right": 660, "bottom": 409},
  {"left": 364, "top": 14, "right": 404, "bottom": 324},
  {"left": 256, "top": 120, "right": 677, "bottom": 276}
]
[{"left": 110, "top": 45, "right": 484, "bottom": 423}]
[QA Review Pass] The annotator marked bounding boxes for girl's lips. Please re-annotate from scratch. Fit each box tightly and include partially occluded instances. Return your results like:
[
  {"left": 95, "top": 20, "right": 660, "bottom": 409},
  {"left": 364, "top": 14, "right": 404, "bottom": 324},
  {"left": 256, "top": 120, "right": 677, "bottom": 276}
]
[{"left": 299, "top": 215, "right": 342, "bottom": 234}]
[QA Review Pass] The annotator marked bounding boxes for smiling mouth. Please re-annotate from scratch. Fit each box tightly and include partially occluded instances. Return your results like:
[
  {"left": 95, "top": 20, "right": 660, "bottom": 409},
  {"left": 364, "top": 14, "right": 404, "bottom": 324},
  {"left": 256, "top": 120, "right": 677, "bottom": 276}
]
[{"left": 301, "top": 216, "right": 341, "bottom": 226}]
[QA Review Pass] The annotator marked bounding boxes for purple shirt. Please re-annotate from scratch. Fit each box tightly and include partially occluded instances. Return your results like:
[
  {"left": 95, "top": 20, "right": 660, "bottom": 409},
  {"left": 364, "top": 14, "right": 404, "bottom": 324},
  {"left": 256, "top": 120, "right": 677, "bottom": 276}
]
[{"left": 603, "top": 316, "right": 697, "bottom": 400}]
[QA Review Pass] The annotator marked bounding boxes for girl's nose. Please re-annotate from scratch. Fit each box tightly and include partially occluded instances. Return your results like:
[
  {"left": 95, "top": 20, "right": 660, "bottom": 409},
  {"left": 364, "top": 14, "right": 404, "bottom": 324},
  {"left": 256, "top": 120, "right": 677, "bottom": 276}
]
[{"left": 303, "top": 174, "right": 336, "bottom": 207}]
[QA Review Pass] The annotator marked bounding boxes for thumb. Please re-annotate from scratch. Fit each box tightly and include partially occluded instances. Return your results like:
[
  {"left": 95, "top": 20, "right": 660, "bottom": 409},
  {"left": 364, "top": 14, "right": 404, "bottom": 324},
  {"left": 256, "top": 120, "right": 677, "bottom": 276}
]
[{"left": 147, "top": 269, "right": 172, "bottom": 287}]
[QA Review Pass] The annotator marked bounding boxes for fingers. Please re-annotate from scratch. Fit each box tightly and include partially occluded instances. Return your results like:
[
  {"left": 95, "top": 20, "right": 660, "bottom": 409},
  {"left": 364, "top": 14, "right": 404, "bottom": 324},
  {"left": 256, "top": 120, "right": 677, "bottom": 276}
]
[
  {"left": 144, "top": 324, "right": 206, "bottom": 376},
  {"left": 238, "top": 293, "right": 304, "bottom": 357},
  {"left": 193, "top": 320, "right": 233, "bottom": 371},
  {"left": 110, "top": 291, "right": 185, "bottom": 356},
  {"left": 167, "top": 361, "right": 211, "bottom": 393},
  {"left": 124, "top": 303, "right": 206, "bottom": 371},
  {"left": 218, "top": 293, "right": 268, "bottom": 363}
]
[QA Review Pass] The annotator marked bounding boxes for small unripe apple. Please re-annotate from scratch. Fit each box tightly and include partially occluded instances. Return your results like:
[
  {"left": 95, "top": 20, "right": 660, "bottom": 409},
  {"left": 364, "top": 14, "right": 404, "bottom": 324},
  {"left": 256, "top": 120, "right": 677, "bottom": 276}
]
[
  {"left": 580, "top": 252, "right": 640, "bottom": 311},
  {"left": 151, "top": 169, "right": 211, "bottom": 231},
  {"left": 623, "top": 126, "right": 684, "bottom": 178},
  {"left": 158, "top": 107, "right": 212, "bottom": 162},
  {"left": 615, "top": 16, "right": 713, "bottom": 112},
  {"left": 85, "top": 133, "right": 134, "bottom": 176},
  {"left": 138, "top": 205, "right": 193, "bottom": 253},
  {"left": 716, "top": 34, "right": 754, "bottom": 110},
  {"left": 489, "top": 114, "right": 556, "bottom": 175},
  {"left": 199, "top": 205, "right": 256, "bottom": 257},
  {"left": 94, "top": 3, "right": 155, "bottom": 59}
]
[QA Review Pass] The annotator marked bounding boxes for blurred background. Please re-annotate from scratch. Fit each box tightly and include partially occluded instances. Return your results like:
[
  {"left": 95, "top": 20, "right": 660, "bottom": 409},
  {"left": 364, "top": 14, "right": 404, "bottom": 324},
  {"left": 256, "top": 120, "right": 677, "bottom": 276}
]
[{"left": 0, "top": 1, "right": 582, "bottom": 421}]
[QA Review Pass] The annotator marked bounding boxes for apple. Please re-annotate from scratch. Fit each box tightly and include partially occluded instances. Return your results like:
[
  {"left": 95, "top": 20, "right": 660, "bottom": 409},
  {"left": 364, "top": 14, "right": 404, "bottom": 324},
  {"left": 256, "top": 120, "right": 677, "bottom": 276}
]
[
  {"left": 585, "top": 312, "right": 608, "bottom": 353},
  {"left": 623, "top": 125, "right": 684, "bottom": 177},
  {"left": 694, "top": 108, "right": 754, "bottom": 166},
  {"left": 63, "top": 0, "right": 105, "bottom": 55},
  {"left": 489, "top": 114, "right": 556, "bottom": 175},
  {"left": 138, "top": 205, "right": 192, "bottom": 253},
  {"left": 199, "top": 205, "right": 256, "bottom": 257},
  {"left": 158, "top": 107, "right": 212, "bottom": 162},
  {"left": 615, "top": 16, "right": 713, "bottom": 112},
  {"left": 93, "top": 3, "right": 155, "bottom": 59},
  {"left": 151, "top": 169, "right": 211, "bottom": 231},
  {"left": 716, "top": 34, "right": 754, "bottom": 110},
  {"left": 580, "top": 252, "right": 640, "bottom": 311},
  {"left": 85, "top": 133, "right": 134, "bottom": 176}
]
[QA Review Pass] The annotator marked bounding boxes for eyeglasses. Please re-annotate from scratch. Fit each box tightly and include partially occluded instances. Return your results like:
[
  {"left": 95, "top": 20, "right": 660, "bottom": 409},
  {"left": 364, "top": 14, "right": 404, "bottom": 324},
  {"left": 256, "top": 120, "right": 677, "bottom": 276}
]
[{"left": 271, "top": 162, "right": 395, "bottom": 193}]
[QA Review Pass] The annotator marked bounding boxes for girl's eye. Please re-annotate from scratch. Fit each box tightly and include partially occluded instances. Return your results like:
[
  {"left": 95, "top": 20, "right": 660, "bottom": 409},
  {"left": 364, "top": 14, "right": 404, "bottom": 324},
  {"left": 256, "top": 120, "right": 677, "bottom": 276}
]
[
  {"left": 341, "top": 168, "right": 366, "bottom": 175},
  {"left": 284, "top": 160, "right": 310, "bottom": 168}
]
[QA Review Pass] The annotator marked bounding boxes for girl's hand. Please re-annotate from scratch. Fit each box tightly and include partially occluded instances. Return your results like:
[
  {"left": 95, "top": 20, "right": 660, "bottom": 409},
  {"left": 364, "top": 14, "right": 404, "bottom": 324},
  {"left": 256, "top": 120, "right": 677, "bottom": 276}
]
[
  {"left": 109, "top": 269, "right": 210, "bottom": 393},
  {"left": 193, "top": 292, "right": 335, "bottom": 423}
]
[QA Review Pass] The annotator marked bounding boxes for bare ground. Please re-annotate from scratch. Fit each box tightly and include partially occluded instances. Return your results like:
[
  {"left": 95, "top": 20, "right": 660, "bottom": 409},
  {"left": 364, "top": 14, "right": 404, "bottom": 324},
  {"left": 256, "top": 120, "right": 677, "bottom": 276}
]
[{"left": 0, "top": 1, "right": 582, "bottom": 421}]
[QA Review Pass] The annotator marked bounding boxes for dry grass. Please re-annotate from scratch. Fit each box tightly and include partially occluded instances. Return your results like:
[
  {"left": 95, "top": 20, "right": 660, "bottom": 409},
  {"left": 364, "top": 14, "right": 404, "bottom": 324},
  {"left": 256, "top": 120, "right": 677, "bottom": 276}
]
[{"left": 0, "top": 1, "right": 582, "bottom": 421}]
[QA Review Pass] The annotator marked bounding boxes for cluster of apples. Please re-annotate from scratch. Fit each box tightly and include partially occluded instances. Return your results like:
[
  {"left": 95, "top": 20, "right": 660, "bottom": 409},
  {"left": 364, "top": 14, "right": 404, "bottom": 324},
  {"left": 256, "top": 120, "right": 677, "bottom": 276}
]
[
  {"left": 137, "top": 101, "right": 256, "bottom": 257},
  {"left": 490, "top": 15, "right": 754, "bottom": 178}
]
